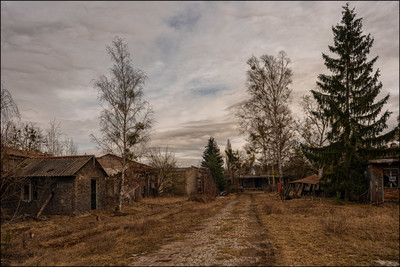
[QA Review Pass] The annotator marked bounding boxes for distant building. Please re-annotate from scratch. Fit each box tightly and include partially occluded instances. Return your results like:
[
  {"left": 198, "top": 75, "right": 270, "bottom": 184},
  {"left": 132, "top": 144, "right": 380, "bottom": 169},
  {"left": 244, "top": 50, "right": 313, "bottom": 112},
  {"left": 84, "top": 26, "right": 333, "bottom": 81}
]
[{"left": 168, "top": 166, "right": 215, "bottom": 196}]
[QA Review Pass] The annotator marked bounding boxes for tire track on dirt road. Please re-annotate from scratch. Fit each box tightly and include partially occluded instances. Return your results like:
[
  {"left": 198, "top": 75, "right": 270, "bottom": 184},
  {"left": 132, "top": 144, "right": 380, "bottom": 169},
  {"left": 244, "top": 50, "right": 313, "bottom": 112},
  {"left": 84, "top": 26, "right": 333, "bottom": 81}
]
[{"left": 130, "top": 193, "right": 275, "bottom": 266}]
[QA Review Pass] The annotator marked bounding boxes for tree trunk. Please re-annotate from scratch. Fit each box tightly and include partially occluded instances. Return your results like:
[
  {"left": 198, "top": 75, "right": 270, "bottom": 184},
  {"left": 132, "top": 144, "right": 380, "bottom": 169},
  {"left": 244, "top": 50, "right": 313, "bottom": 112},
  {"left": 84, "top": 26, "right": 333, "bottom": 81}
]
[
  {"left": 278, "top": 156, "right": 284, "bottom": 186},
  {"left": 116, "top": 165, "right": 126, "bottom": 212},
  {"left": 272, "top": 165, "right": 275, "bottom": 185},
  {"left": 318, "top": 167, "right": 323, "bottom": 177}
]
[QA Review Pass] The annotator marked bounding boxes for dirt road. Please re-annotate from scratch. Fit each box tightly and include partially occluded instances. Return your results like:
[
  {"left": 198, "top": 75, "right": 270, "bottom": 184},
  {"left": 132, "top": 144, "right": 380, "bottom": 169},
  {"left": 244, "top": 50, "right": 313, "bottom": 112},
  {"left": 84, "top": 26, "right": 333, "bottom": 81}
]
[{"left": 130, "top": 193, "right": 275, "bottom": 266}]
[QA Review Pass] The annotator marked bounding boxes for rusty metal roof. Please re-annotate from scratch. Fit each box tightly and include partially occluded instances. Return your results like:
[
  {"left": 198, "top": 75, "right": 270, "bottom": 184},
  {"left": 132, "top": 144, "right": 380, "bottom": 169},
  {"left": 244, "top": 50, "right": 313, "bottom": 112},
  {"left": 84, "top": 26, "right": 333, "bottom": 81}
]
[
  {"left": 289, "top": 174, "right": 322, "bottom": 185},
  {"left": 14, "top": 155, "right": 95, "bottom": 178}
]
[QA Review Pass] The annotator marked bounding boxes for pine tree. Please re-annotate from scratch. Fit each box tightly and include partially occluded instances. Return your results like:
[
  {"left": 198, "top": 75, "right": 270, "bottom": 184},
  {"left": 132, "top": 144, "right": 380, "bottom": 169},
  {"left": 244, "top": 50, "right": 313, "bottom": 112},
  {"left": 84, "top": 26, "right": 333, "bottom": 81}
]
[
  {"left": 302, "top": 4, "right": 398, "bottom": 199},
  {"left": 201, "top": 137, "right": 226, "bottom": 192}
]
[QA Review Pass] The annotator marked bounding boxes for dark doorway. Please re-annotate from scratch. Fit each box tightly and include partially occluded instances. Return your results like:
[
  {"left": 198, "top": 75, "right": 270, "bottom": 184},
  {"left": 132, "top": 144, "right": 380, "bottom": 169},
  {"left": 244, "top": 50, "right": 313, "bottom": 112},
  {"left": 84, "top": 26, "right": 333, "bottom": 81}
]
[{"left": 91, "top": 179, "right": 97, "bottom": 209}]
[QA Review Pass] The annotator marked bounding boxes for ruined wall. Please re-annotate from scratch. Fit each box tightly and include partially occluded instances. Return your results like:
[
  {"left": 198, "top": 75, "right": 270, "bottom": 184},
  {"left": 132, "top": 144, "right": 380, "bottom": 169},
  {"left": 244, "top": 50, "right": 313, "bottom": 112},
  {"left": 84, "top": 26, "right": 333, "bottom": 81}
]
[
  {"left": 2, "top": 177, "right": 75, "bottom": 216},
  {"left": 185, "top": 167, "right": 198, "bottom": 195},
  {"left": 45, "top": 177, "right": 74, "bottom": 215}
]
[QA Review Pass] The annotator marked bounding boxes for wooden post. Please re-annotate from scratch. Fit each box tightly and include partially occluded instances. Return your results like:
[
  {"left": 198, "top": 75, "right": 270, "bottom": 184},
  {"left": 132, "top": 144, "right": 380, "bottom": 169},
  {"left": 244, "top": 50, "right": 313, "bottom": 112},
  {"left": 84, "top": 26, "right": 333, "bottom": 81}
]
[{"left": 36, "top": 192, "right": 53, "bottom": 219}]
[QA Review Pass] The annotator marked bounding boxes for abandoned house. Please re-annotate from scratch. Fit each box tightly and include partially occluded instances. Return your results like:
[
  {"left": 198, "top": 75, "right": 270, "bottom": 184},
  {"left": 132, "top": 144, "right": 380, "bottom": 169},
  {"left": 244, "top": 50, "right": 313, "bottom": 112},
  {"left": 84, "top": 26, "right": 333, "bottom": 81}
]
[
  {"left": 367, "top": 157, "right": 399, "bottom": 203},
  {"left": 237, "top": 174, "right": 279, "bottom": 190},
  {"left": 4, "top": 155, "right": 107, "bottom": 217},
  {"left": 284, "top": 174, "right": 322, "bottom": 199},
  {"left": 167, "top": 166, "right": 216, "bottom": 196},
  {"left": 97, "top": 154, "right": 158, "bottom": 204}
]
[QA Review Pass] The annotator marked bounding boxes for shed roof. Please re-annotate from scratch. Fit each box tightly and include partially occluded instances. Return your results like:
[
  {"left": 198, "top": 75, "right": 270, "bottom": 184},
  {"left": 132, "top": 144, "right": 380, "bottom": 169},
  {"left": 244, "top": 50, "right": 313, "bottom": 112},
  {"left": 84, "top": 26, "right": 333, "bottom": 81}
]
[
  {"left": 368, "top": 158, "right": 399, "bottom": 164},
  {"left": 289, "top": 174, "right": 322, "bottom": 185},
  {"left": 14, "top": 155, "right": 95, "bottom": 178}
]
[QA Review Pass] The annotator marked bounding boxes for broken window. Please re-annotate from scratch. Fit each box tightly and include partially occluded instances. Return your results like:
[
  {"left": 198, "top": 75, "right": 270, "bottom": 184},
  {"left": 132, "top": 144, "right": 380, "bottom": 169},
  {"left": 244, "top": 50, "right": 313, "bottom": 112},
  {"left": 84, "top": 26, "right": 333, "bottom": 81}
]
[
  {"left": 23, "top": 182, "right": 31, "bottom": 201},
  {"left": 22, "top": 180, "right": 38, "bottom": 202},
  {"left": 383, "top": 168, "right": 399, "bottom": 188}
]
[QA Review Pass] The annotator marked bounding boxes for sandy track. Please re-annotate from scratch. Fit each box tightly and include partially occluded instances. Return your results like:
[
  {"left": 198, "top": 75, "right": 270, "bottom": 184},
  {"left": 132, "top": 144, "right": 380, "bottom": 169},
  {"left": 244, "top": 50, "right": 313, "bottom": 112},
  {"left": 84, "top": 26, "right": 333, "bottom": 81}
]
[{"left": 130, "top": 193, "right": 275, "bottom": 266}]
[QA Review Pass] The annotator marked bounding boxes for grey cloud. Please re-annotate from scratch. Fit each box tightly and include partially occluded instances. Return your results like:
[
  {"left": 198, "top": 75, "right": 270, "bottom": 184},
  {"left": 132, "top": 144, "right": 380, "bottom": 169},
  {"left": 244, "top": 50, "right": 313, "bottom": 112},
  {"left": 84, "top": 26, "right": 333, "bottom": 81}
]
[{"left": 1, "top": 1, "right": 398, "bottom": 165}]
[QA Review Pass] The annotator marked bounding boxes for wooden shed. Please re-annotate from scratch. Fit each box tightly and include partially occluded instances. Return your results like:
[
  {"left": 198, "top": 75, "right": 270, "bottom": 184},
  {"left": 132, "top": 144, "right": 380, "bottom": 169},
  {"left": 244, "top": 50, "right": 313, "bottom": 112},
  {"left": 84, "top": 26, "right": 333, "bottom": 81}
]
[
  {"left": 367, "top": 158, "right": 399, "bottom": 203},
  {"left": 284, "top": 174, "right": 322, "bottom": 199},
  {"left": 6, "top": 155, "right": 107, "bottom": 216}
]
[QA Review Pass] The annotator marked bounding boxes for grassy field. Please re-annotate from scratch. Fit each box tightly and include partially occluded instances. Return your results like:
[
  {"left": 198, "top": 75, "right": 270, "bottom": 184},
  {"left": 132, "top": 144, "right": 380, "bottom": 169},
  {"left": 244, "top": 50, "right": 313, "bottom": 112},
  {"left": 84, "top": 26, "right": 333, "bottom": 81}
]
[
  {"left": 253, "top": 192, "right": 399, "bottom": 266},
  {"left": 1, "top": 192, "right": 399, "bottom": 266},
  {"left": 1, "top": 195, "right": 234, "bottom": 266}
]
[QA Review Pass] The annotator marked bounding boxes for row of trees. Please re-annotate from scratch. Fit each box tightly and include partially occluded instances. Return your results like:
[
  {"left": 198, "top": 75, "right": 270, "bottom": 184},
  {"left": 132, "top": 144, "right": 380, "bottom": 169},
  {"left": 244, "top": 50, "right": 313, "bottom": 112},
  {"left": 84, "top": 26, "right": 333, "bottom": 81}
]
[
  {"left": 232, "top": 4, "right": 398, "bottom": 199},
  {"left": 1, "top": 84, "right": 78, "bottom": 157},
  {"left": 4, "top": 3, "right": 395, "bottom": 214}
]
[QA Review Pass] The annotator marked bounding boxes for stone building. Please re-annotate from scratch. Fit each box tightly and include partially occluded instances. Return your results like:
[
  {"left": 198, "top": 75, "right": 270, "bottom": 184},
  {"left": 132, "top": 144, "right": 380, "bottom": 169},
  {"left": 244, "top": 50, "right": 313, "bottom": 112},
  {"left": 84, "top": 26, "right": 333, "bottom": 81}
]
[
  {"left": 168, "top": 166, "right": 216, "bottom": 196},
  {"left": 5, "top": 155, "right": 107, "bottom": 216}
]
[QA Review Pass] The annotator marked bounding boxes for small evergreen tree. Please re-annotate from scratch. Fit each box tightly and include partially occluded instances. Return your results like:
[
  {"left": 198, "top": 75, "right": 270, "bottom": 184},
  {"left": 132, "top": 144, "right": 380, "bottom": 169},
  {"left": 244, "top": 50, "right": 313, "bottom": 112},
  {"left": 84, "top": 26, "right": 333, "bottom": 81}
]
[
  {"left": 202, "top": 137, "right": 226, "bottom": 192},
  {"left": 302, "top": 4, "right": 398, "bottom": 199}
]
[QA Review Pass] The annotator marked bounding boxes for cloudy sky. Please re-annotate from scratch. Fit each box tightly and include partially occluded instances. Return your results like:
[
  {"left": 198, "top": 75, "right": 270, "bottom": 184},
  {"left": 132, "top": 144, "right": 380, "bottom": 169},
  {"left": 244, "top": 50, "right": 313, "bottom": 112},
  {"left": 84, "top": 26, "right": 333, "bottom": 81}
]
[{"left": 1, "top": 1, "right": 399, "bottom": 166}]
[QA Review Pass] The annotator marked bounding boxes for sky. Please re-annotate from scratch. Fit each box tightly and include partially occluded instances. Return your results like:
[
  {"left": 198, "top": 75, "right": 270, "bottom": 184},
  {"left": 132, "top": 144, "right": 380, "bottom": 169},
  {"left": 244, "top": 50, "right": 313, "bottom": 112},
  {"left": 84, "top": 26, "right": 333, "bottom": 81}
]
[{"left": 1, "top": 1, "right": 399, "bottom": 167}]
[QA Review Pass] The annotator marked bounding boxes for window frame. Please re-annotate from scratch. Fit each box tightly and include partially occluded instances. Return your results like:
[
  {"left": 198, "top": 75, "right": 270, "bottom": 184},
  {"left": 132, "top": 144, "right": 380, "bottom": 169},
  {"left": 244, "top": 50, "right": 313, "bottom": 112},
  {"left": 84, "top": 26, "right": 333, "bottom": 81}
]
[{"left": 21, "top": 179, "right": 39, "bottom": 202}]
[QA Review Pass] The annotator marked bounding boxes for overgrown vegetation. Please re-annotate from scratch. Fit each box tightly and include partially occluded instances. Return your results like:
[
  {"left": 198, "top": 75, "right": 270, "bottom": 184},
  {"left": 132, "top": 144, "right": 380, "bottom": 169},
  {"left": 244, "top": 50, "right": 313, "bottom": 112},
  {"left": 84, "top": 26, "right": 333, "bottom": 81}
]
[
  {"left": 1, "top": 195, "right": 233, "bottom": 266},
  {"left": 254, "top": 192, "right": 399, "bottom": 266}
]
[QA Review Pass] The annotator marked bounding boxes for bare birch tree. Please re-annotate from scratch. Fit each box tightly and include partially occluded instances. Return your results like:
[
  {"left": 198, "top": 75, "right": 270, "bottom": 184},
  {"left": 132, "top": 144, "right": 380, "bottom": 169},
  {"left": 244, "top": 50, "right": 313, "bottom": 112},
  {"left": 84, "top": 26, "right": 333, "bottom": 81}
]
[
  {"left": 1, "top": 82, "right": 20, "bottom": 148},
  {"left": 44, "top": 118, "right": 64, "bottom": 156},
  {"left": 238, "top": 51, "right": 296, "bottom": 185},
  {"left": 146, "top": 147, "right": 177, "bottom": 195},
  {"left": 91, "top": 36, "right": 154, "bottom": 212},
  {"left": 64, "top": 137, "right": 78, "bottom": 156},
  {"left": 1, "top": 82, "right": 22, "bottom": 217},
  {"left": 297, "top": 94, "right": 330, "bottom": 176}
]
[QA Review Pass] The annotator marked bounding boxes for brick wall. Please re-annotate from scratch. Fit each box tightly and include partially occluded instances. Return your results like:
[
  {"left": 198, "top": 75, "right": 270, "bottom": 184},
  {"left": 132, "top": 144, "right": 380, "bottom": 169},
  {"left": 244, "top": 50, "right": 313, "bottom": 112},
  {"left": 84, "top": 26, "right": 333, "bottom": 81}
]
[{"left": 74, "top": 159, "right": 106, "bottom": 215}]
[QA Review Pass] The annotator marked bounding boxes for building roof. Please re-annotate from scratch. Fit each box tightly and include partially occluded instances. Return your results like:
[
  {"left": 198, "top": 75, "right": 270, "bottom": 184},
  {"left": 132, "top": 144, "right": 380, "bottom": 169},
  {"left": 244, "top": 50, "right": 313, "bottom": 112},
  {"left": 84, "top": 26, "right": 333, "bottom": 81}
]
[
  {"left": 97, "top": 153, "right": 156, "bottom": 176},
  {"left": 240, "top": 175, "right": 275, "bottom": 179},
  {"left": 289, "top": 174, "right": 322, "bottom": 185},
  {"left": 3, "top": 146, "right": 52, "bottom": 158},
  {"left": 14, "top": 155, "right": 96, "bottom": 178},
  {"left": 368, "top": 158, "right": 399, "bottom": 164}
]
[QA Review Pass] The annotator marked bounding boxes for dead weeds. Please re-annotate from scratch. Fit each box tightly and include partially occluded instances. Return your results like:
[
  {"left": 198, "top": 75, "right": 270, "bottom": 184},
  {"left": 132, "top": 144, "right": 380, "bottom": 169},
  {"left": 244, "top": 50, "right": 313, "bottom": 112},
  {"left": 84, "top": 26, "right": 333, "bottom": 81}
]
[
  {"left": 1, "top": 195, "right": 233, "bottom": 266},
  {"left": 254, "top": 192, "right": 399, "bottom": 266}
]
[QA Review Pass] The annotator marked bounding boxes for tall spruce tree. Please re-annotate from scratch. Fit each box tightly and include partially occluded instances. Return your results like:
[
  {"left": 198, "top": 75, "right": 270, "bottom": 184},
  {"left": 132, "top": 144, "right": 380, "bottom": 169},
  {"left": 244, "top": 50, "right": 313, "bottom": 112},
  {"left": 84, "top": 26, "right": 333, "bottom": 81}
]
[
  {"left": 302, "top": 4, "right": 398, "bottom": 199},
  {"left": 201, "top": 137, "right": 226, "bottom": 192}
]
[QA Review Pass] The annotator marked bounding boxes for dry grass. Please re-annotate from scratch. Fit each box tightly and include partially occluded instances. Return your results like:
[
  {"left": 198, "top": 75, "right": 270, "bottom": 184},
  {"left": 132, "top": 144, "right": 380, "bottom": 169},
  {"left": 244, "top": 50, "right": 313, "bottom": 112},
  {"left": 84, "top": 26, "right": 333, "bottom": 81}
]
[
  {"left": 253, "top": 192, "right": 399, "bottom": 266},
  {"left": 1, "top": 195, "right": 234, "bottom": 266}
]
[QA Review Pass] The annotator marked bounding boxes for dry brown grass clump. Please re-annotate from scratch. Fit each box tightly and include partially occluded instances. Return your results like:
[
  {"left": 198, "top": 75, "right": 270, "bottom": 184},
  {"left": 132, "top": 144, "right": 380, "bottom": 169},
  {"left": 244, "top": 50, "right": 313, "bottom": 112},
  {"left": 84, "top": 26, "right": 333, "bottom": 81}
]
[
  {"left": 1, "top": 195, "right": 234, "bottom": 266},
  {"left": 253, "top": 192, "right": 399, "bottom": 266}
]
